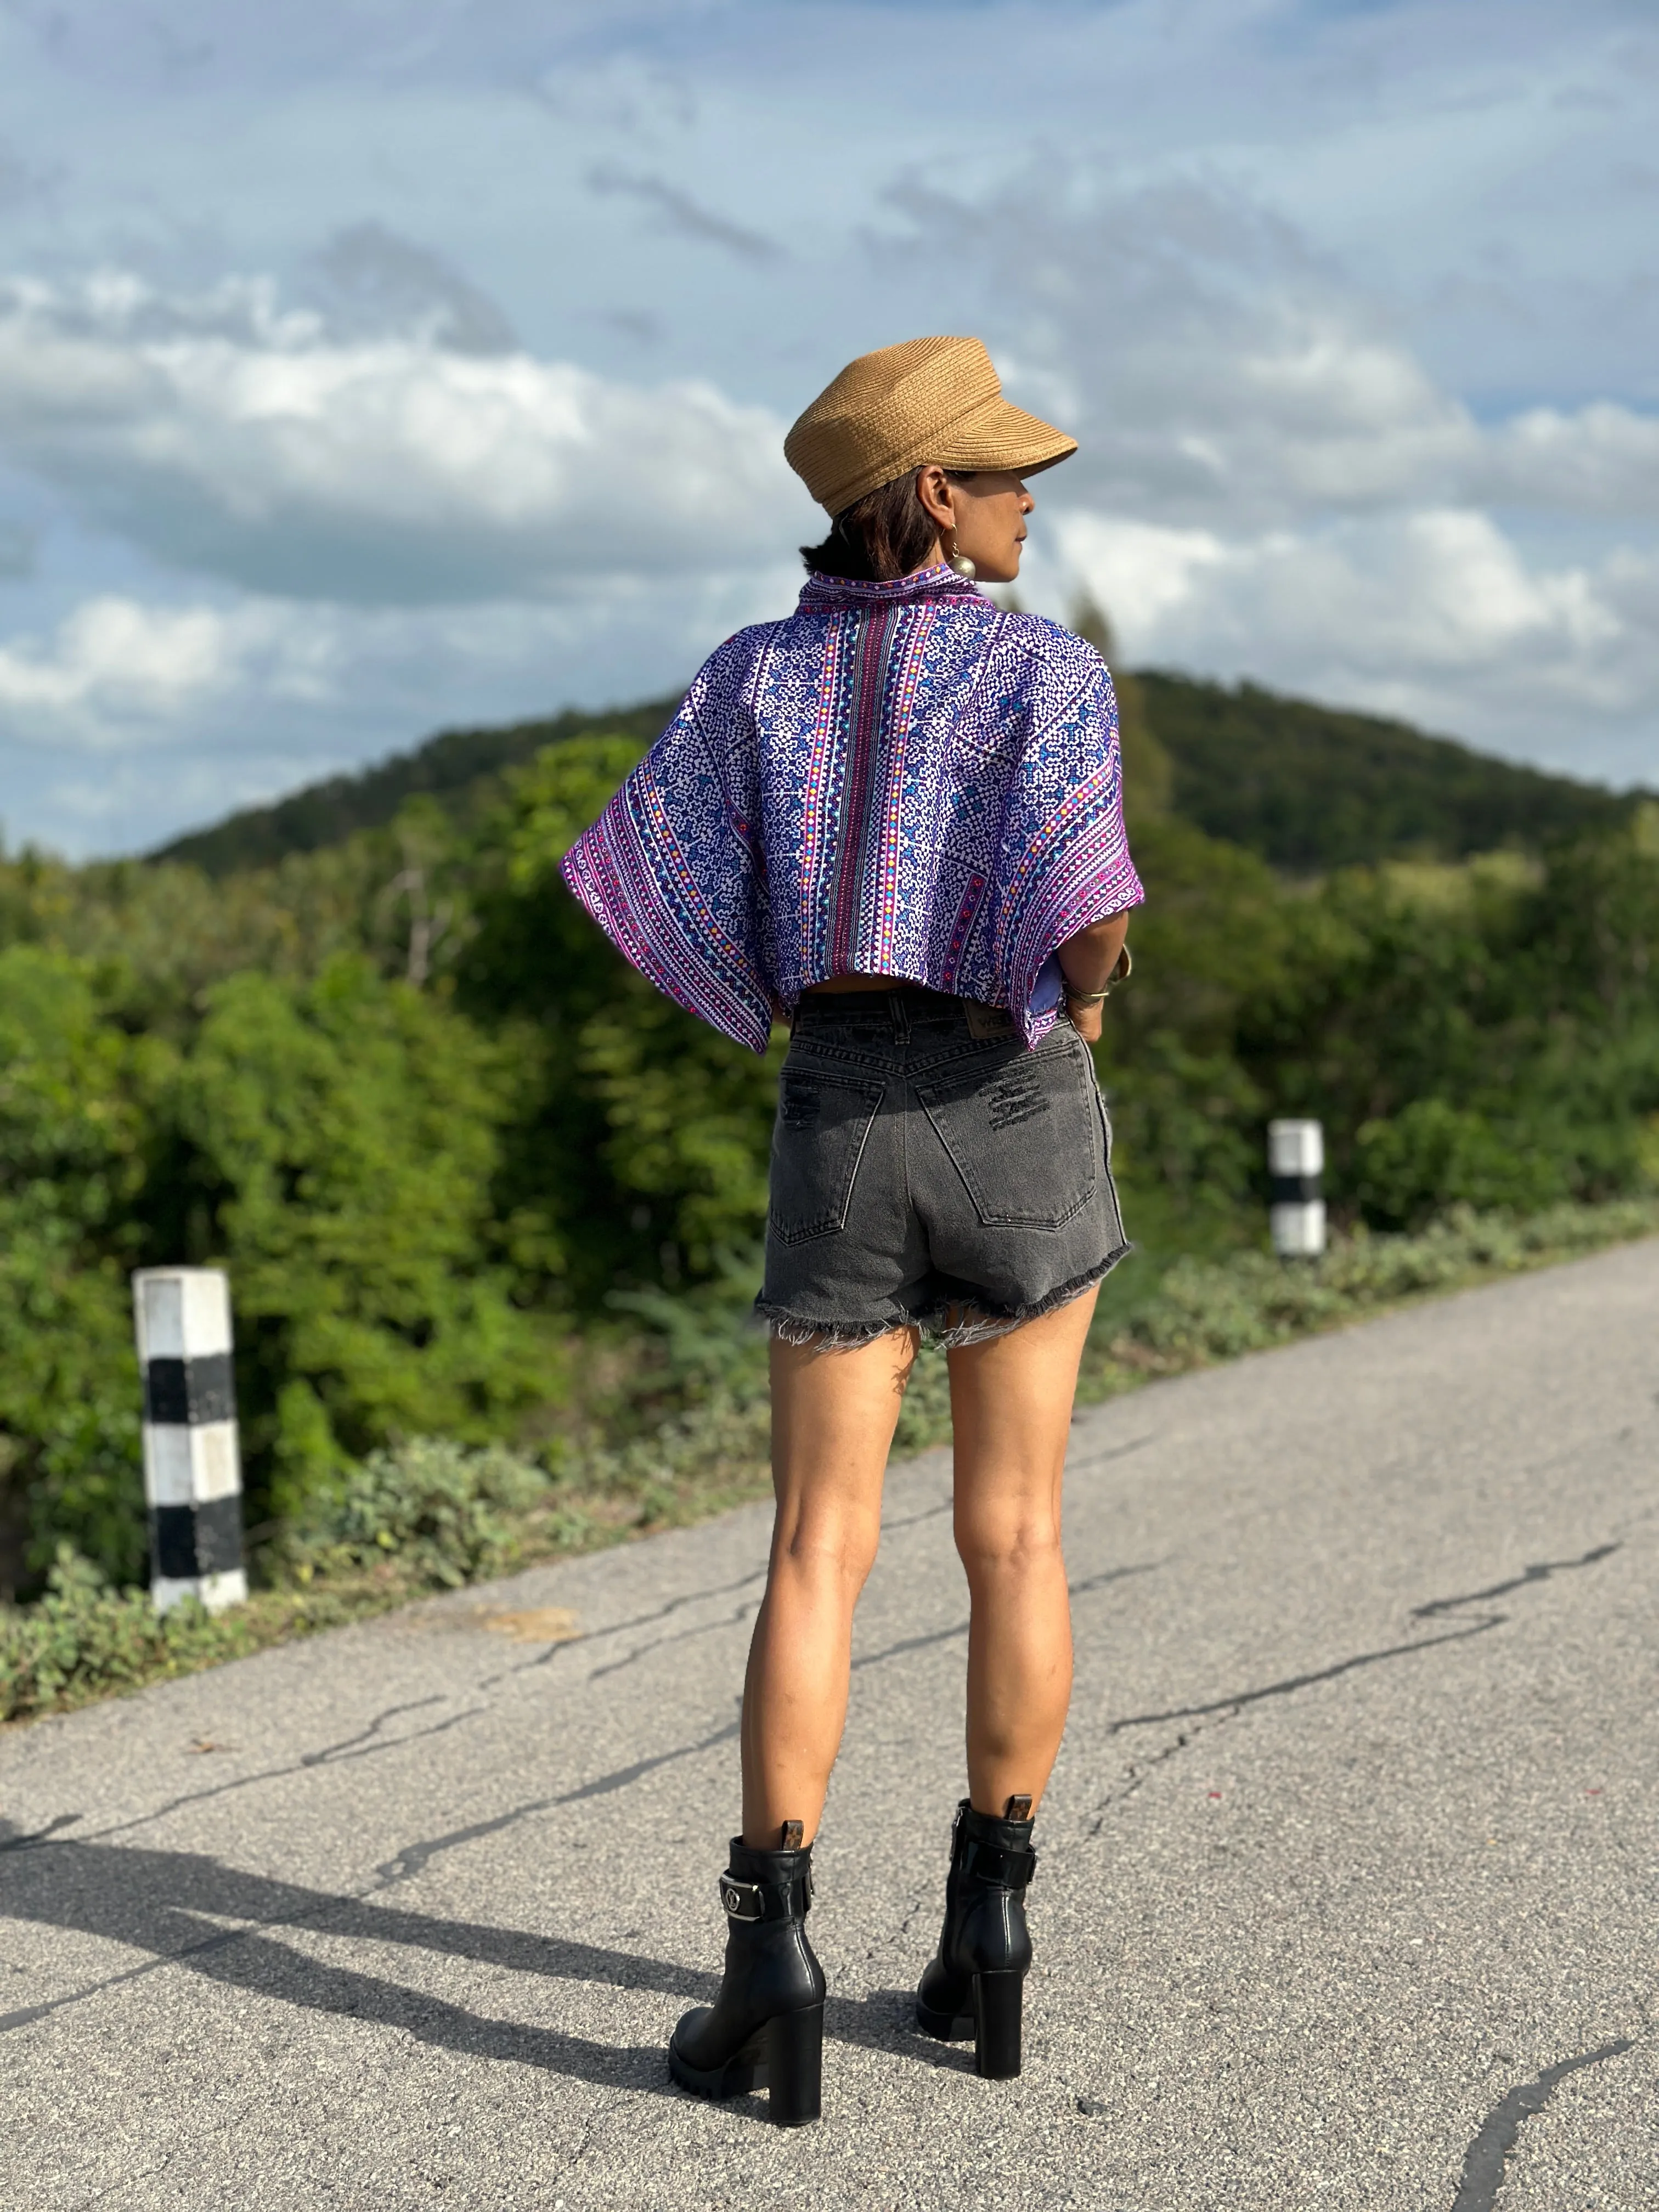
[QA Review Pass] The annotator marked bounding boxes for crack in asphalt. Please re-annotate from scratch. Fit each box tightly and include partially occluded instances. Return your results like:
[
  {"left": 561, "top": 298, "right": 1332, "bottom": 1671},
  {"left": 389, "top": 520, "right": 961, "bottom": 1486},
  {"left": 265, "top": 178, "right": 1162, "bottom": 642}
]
[
  {"left": 850, "top": 1565, "right": 1156, "bottom": 1674},
  {"left": 584, "top": 1602, "right": 759, "bottom": 1684},
  {"left": 1074, "top": 1432, "right": 1156, "bottom": 1465},
  {"left": 1, "top": 1451, "right": 1143, "bottom": 1863},
  {"left": 1109, "top": 1533, "right": 1625, "bottom": 1736},
  {"left": 3, "top": 1513, "right": 1149, "bottom": 2037},
  {"left": 533, "top": 1492, "right": 962, "bottom": 1685},
  {"left": 551, "top": 1564, "right": 767, "bottom": 1651},
  {"left": 1109, "top": 1619, "right": 1503, "bottom": 1733},
  {"left": 1068, "top": 1561, "right": 1161, "bottom": 1600},
  {"left": 63, "top": 2078, "right": 266, "bottom": 2212},
  {"left": 2, "top": 1548, "right": 1159, "bottom": 1861},
  {"left": 0, "top": 1813, "right": 81, "bottom": 1853},
  {"left": 2, "top": 1568, "right": 769, "bottom": 1855},
  {"left": 299, "top": 1695, "right": 449, "bottom": 1766},
  {"left": 1088, "top": 1536, "right": 1623, "bottom": 1831},
  {"left": 1086, "top": 1728, "right": 1201, "bottom": 1838},
  {"left": 67, "top": 2146, "right": 177, "bottom": 2210},
  {"left": 1412, "top": 1543, "right": 1621, "bottom": 1621},
  {"left": 551, "top": 1719, "right": 744, "bottom": 1808},
  {"left": 10, "top": 1700, "right": 494, "bottom": 1854},
  {"left": 879, "top": 1498, "right": 952, "bottom": 1534},
  {"left": 374, "top": 1720, "right": 743, "bottom": 1884},
  {"left": 1449, "top": 2037, "right": 1635, "bottom": 2211},
  {"left": 851, "top": 1621, "right": 967, "bottom": 1671}
]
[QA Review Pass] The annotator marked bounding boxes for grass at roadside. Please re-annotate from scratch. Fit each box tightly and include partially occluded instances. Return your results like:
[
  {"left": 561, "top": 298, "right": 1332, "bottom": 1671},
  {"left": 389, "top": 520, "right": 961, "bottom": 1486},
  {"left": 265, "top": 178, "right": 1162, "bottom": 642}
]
[{"left": 5, "top": 1194, "right": 1657, "bottom": 1726}]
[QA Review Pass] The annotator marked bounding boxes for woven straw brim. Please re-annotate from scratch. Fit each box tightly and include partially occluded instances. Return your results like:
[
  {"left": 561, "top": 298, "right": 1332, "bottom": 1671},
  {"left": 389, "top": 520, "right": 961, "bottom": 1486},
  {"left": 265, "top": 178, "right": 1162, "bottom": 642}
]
[
  {"left": 798, "top": 396, "right": 1077, "bottom": 516},
  {"left": 932, "top": 399, "right": 1077, "bottom": 479}
]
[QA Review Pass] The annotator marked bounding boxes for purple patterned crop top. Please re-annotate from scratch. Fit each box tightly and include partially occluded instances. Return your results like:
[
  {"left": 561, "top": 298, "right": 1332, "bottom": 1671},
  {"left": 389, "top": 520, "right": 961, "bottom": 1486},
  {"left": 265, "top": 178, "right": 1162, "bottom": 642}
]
[{"left": 561, "top": 565, "right": 1143, "bottom": 1053}]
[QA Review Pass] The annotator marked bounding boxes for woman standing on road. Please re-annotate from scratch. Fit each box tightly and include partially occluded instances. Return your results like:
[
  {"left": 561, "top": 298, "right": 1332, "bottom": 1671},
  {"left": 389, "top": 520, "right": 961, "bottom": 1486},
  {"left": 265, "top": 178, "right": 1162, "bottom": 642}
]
[{"left": 563, "top": 336, "right": 1141, "bottom": 2125}]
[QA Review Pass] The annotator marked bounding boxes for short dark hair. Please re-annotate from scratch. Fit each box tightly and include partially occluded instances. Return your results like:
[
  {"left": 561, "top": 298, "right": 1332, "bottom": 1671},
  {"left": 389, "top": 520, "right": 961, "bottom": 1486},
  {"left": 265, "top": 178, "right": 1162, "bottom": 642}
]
[{"left": 800, "top": 467, "right": 975, "bottom": 582}]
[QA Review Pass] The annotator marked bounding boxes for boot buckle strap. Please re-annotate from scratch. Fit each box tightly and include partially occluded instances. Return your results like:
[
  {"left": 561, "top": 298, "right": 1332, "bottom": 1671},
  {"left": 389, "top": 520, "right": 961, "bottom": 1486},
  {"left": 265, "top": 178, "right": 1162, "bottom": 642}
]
[
  {"left": 719, "top": 1868, "right": 812, "bottom": 1921},
  {"left": 963, "top": 1839, "right": 1036, "bottom": 1888}
]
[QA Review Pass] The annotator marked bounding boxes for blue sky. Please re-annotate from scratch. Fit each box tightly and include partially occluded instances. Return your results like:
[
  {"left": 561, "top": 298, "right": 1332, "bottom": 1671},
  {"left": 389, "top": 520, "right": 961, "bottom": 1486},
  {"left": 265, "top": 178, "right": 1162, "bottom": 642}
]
[{"left": 0, "top": 0, "right": 1655, "bottom": 854}]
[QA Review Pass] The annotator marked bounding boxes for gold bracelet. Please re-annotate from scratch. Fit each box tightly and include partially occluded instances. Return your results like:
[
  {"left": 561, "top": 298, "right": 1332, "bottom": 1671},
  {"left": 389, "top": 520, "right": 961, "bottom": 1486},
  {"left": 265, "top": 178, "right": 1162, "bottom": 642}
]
[{"left": 1064, "top": 945, "right": 1132, "bottom": 1006}]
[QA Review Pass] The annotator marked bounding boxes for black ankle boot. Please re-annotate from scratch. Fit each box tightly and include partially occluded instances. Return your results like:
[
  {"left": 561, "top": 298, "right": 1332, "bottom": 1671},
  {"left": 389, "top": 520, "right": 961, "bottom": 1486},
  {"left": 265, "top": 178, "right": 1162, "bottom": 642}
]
[
  {"left": 915, "top": 1798, "right": 1037, "bottom": 2078},
  {"left": 668, "top": 1837, "right": 826, "bottom": 2126}
]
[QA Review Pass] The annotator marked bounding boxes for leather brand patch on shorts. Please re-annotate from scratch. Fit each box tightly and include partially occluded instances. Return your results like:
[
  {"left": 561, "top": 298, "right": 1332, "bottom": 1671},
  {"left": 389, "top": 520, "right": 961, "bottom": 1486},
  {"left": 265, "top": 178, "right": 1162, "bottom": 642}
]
[{"left": 964, "top": 1000, "right": 1017, "bottom": 1040}]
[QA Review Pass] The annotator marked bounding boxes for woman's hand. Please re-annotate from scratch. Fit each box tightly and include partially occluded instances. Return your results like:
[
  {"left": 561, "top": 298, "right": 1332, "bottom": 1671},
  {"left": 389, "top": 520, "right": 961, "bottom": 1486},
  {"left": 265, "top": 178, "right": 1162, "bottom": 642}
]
[{"left": 1066, "top": 995, "right": 1105, "bottom": 1043}]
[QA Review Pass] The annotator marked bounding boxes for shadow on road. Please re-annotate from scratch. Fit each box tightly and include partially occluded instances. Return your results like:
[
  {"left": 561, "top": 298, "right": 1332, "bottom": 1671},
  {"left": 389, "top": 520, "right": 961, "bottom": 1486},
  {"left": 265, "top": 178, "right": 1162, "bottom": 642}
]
[{"left": 0, "top": 1835, "right": 946, "bottom": 2098}]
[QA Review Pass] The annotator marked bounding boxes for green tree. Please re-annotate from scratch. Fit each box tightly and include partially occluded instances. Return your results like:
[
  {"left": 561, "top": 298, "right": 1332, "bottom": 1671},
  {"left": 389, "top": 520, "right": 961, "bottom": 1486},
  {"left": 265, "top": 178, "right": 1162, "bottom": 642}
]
[
  {"left": 168, "top": 956, "right": 554, "bottom": 1522},
  {"left": 0, "top": 947, "right": 156, "bottom": 1592},
  {"left": 464, "top": 735, "right": 784, "bottom": 1302},
  {"left": 1068, "top": 595, "right": 1175, "bottom": 834}
]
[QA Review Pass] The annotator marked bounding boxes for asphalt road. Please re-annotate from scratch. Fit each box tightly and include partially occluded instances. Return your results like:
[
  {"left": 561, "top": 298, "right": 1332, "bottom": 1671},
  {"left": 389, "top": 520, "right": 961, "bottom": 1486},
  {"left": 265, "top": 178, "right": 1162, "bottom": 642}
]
[{"left": 3, "top": 1240, "right": 1657, "bottom": 2211}]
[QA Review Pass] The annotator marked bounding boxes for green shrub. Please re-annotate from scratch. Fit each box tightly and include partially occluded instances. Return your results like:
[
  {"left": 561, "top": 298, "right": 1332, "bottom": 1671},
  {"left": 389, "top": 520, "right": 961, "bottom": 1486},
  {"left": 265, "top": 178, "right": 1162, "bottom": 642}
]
[
  {"left": 1239, "top": 823, "right": 1659, "bottom": 1222},
  {"left": 0, "top": 1546, "right": 257, "bottom": 1722},
  {"left": 1121, "top": 1199, "right": 1659, "bottom": 1367},
  {"left": 285, "top": 1435, "right": 553, "bottom": 1589},
  {"left": 1352, "top": 1099, "right": 1566, "bottom": 1228}
]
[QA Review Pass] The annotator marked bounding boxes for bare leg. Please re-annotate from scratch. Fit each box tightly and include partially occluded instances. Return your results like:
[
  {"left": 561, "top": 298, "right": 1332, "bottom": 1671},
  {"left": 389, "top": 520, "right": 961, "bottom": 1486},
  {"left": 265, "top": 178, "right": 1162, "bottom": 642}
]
[
  {"left": 947, "top": 1288, "right": 1099, "bottom": 1816},
  {"left": 740, "top": 1328, "right": 917, "bottom": 1846}
]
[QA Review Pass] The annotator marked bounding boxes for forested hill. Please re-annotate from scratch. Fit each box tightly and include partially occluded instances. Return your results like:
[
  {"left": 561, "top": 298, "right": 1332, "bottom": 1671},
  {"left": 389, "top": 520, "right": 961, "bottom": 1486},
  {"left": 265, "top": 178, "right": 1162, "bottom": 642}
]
[
  {"left": 152, "top": 694, "right": 680, "bottom": 877},
  {"left": 149, "top": 669, "right": 1637, "bottom": 879},
  {"left": 1136, "top": 673, "right": 1635, "bottom": 870}
]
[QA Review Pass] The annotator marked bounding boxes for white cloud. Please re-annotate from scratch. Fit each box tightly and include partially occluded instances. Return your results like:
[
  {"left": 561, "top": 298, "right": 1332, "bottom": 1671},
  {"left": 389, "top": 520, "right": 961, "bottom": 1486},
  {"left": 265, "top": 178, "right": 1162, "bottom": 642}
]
[
  {"left": 889, "top": 171, "right": 1659, "bottom": 535},
  {"left": 0, "top": 595, "right": 334, "bottom": 738},
  {"left": 887, "top": 162, "right": 1659, "bottom": 781},
  {"left": 1047, "top": 516, "right": 1229, "bottom": 639},
  {"left": 0, "top": 208, "right": 1654, "bottom": 634},
  {"left": 882, "top": 174, "right": 1468, "bottom": 526},
  {"left": 0, "top": 558, "right": 802, "bottom": 853},
  {"left": 1056, "top": 504, "right": 1656, "bottom": 772},
  {"left": 1486, "top": 401, "right": 1659, "bottom": 516},
  {"left": 0, "top": 140, "right": 1656, "bottom": 847},
  {"left": 0, "top": 274, "right": 809, "bottom": 604}
]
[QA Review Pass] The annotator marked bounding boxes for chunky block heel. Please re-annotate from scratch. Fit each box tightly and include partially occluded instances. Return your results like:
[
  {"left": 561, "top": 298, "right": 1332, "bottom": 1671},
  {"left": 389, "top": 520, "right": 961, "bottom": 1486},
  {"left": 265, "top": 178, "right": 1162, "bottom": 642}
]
[
  {"left": 669, "top": 1836, "right": 826, "bottom": 2125},
  {"left": 972, "top": 1970, "right": 1023, "bottom": 2078},
  {"left": 767, "top": 2002, "right": 824, "bottom": 2126},
  {"left": 915, "top": 1801, "right": 1037, "bottom": 2080}
]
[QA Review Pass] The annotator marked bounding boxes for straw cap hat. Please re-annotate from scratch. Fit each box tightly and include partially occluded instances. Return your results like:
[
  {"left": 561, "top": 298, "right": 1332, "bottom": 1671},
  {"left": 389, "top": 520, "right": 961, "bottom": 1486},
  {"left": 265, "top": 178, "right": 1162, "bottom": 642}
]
[{"left": 785, "top": 335, "right": 1077, "bottom": 516}]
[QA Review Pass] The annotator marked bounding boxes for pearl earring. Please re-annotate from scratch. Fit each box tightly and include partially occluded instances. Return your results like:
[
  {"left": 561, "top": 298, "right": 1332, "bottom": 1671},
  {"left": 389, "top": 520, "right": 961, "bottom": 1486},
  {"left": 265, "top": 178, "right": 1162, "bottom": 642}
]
[{"left": 946, "top": 531, "right": 977, "bottom": 580}]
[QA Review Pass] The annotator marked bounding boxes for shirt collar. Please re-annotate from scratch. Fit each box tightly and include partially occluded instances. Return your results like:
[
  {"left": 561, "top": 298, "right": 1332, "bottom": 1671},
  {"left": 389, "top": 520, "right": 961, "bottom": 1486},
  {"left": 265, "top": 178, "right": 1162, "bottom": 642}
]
[{"left": 797, "top": 565, "right": 985, "bottom": 613}]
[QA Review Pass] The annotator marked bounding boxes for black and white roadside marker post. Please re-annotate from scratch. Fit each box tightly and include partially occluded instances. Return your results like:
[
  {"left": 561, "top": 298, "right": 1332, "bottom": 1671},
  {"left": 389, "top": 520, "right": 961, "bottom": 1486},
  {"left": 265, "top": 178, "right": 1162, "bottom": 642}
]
[
  {"left": 1268, "top": 1119, "right": 1326, "bottom": 1259},
  {"left": 132, "top": 1267, "right": 247, "bottom": 1613}
]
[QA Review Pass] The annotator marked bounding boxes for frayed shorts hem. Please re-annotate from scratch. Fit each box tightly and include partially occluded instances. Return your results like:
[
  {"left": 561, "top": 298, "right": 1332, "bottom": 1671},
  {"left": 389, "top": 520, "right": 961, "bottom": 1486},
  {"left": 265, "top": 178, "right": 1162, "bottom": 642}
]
[{"left": 755, "top": 1240, "right": 1133, "bottom": 1352}]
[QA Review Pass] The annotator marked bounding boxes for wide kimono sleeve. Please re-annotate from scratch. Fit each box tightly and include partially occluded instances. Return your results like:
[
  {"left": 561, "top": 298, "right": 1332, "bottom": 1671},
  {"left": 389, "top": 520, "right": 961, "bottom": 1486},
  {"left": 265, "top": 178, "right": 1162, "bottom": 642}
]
[
  {"left": 560, "top": 636, "right": 776, "bottom": 1054},
  {"left": 990, "top": 626, "right": 1146, "bottom": 1047}
]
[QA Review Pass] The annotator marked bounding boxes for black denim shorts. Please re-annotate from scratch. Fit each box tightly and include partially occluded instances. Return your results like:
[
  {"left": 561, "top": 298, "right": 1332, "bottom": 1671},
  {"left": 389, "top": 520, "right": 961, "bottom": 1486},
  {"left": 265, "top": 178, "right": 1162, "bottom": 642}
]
[{"left": 757, "top": 984, "right": 1129, "bottom": 1346}]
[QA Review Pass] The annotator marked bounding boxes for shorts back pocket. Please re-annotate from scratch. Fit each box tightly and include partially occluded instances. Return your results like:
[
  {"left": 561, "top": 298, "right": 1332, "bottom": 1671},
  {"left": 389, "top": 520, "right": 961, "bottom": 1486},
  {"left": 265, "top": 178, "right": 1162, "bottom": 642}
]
[
  {"left": 768, "top": 1062, "right": 886, "bottom": 1245},
  {"left": 917, "top": 1034, "right": 1099, "bottom": 1229}
]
